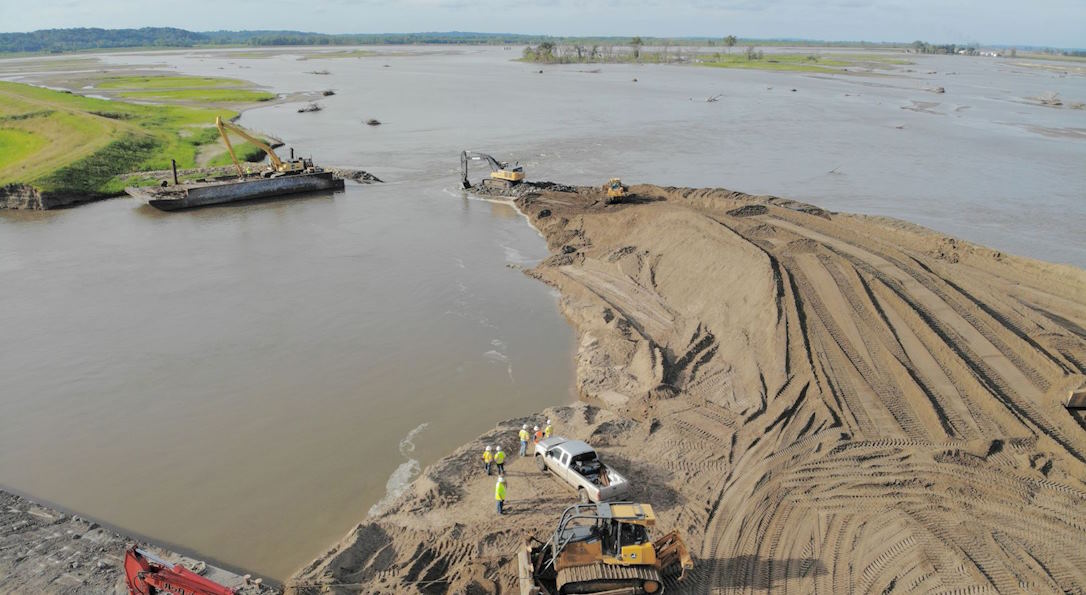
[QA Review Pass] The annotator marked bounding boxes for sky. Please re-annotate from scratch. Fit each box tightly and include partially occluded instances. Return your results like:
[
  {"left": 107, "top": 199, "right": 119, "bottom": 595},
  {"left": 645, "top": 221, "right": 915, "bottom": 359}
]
[{"left": 0, "top": 0, "right": 1082, "bottom": 48}]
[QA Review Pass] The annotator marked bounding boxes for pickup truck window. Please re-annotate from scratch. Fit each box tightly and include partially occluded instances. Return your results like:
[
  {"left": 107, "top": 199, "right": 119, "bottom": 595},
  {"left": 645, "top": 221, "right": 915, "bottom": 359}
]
[{"left": 561, "top": 453, "right": 570, "bottom": 466}]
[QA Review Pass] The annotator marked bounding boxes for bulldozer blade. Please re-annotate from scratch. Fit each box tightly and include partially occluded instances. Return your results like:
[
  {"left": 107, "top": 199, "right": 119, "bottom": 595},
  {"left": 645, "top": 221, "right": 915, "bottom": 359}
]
[{"left": 653, "top": 530, "right": 694, "bottom": 582}]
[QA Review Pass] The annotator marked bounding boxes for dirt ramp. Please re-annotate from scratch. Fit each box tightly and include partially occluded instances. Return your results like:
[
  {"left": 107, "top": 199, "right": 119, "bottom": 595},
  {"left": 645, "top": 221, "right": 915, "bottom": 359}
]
[{"left": 291, "top": 183, "right": 1086, "bottom": 594}]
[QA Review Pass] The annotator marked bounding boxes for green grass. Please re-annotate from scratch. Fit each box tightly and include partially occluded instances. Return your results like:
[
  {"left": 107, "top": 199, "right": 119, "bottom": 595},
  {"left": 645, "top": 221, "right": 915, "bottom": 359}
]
[
  {"left": 118, "top": 88, "right": 276, "bottom": 103},
  {"left": 698, "top": 53, "right": 850, "bottom": 72},
  {"left": 97, "top": 75, "right": 251, "bottom": 89},
  {"left": 206, "top": 142, "right": 266, "bottom": 167},
  {"left": 0, "top": 80, "right": 245, "bottom": 195},
  {"left": 0, "top": 129, "right": 47, "bottom": 170}
]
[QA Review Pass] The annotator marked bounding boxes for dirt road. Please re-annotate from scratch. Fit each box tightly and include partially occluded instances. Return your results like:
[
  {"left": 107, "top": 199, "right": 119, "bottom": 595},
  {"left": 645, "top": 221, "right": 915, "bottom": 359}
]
[{"left": 289, "top": 184, "right": 1086, "bottom": 594}]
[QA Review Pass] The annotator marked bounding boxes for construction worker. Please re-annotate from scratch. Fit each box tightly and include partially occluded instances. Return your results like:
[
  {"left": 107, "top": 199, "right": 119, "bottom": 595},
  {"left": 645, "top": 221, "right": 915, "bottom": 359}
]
[
  {"left": 533, "top": 425, "right": 543, "bottom": 445},
  {"left": 482, "top": 445, "right": 493, "bottom": 476},
  {"left": 519, "top": 424, "right": 530, "bottom": 456},
  {"left": 544, "top": 419, "right": 553, "bottom": 438},
  {"left": 494, "top": 446, "right": 506, "bottom": 475},
  {"left": 495, "top": 476, "right": 507, "bottom": 515}
]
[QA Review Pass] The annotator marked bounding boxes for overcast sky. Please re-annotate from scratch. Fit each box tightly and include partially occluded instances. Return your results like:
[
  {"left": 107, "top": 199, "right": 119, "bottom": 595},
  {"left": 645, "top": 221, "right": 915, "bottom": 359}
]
[{"left": 1, "top": 0, "right": 1082, "bottom": 48}]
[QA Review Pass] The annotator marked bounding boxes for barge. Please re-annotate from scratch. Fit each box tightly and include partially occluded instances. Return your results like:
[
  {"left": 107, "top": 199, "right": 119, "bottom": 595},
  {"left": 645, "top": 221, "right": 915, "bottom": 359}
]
[{"left": 127, "top": 170, "right": 344, "bottom": 211}]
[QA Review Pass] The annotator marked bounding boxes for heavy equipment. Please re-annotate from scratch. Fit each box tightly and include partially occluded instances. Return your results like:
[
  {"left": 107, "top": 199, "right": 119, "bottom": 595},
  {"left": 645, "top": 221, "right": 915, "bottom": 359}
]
[
  {"left": 215, "top": 116, "right": 312, "bottom": 178},
  {"left": 460, "top": 150, "right": 525, "bottom": 191},
  {"left": 518, "top": 502, "right": 694, "bottom": 595},
  {"left": 604, "top": 178, "right": 628, "bottom": 203},
  {"left": 124, "top": 546, "right": 235, "bottom": 595}
]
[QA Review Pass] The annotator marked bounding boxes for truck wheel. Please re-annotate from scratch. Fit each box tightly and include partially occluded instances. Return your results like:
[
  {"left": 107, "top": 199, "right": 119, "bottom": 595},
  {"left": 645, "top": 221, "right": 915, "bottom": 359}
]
[
  {"left": 536, "top": 455, "right": 547, "bottom": 473},
  {"left": 578, "top": 487, "right": 590, "bottom": 504}
]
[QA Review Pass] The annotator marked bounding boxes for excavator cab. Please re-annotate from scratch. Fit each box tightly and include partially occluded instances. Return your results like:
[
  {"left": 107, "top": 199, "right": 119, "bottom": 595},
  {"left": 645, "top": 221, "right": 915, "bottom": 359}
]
[{"left": 519, "top": 502, "right": 693, "bottom": 594}]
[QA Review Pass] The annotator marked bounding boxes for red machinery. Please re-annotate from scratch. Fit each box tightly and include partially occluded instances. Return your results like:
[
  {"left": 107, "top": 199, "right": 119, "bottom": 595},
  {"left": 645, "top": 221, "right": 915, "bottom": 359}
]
[{"left": 124, "top": 546, "right": 235, "bottom": 595}]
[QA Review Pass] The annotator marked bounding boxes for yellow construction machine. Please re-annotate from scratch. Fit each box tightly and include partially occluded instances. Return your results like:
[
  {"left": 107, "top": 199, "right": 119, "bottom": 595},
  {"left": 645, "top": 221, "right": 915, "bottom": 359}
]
[
  {"left": 604, "top": 178, "right": 628, "bottom": 203},
  {"left": 519, "top": 502, "right": 693, "bottom": 595},
  {"left": 460, "top": 150, "right": 525, "bottom": 191},
  {"left": 215, "top": 116, "right": 313, "bottom": 178}
]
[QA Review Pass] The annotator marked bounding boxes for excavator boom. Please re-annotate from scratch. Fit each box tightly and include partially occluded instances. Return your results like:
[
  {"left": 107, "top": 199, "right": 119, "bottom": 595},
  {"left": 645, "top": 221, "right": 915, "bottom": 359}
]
[
  {"left": 124, "top": 546, "right": 235, "bottom": 595},
  {"left": 215, "top": 116, "right": 286, "bottom": 176}
]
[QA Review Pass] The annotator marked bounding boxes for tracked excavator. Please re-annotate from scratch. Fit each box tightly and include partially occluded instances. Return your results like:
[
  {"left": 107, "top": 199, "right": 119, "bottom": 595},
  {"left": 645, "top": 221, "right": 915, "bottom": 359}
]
[
  {"left": 215, "top": 116, "right": 314, "bottom": 179},
  {"left": 519, "top": 502, "right": 693, "bottom": 595},
  {"left": 460, "top": 150, "right": 525, "bottom": 191}
]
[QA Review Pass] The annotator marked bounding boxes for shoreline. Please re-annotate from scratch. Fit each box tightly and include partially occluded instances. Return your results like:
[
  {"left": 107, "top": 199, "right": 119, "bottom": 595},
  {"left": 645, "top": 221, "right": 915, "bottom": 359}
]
[{"left": 288, "top": 182, "right": 1086, "bottom": 593}]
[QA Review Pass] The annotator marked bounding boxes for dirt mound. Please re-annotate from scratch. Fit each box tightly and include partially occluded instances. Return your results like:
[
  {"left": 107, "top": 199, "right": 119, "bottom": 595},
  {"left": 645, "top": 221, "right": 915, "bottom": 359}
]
[
  {"left": 726, "top": 204, "right": 768, "bottom": 217},
  {"left": 290, "top": 184, "right": 1086, "bottom": 594}
]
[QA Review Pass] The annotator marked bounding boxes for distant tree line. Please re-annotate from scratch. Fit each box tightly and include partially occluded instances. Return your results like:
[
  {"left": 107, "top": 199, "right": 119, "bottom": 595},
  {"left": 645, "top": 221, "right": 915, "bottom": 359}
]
[
  {"left": 0, "top": 28, "right": 560, "bottom": 54},
  {"left": 1, "top": 28, "right": 1080, "bottom": 57},
  {"left": 906, "top": 40, "right": 1084, "bottom": 58}
]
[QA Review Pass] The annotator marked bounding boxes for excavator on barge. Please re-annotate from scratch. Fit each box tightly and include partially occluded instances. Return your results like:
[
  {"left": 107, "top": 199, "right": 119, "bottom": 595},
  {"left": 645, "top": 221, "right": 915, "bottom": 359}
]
[{"left": 519, "top": 502, "right": 693, "bottom": 595}]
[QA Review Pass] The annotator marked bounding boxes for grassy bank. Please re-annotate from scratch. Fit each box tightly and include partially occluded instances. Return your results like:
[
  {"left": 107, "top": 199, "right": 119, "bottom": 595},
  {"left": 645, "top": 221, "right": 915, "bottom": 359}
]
[
  {"left": 0, "top": 80, "right": 272, "bottom": 196},
  {"left": 95, "top": 74, "right": 277, "bottom": 104}
]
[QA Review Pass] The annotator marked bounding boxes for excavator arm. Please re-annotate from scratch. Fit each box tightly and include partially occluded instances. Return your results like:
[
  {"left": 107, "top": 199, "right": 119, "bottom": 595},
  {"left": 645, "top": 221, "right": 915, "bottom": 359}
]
[
  {"left": 124, "top": 546, "right": 235, "bottom": 595},
  {"left": 461, "top": 151, "right": 524, "bottom": 189},
  {"left": 215, "top": 116, "right": 284, "bottom": 177},
  {"left": 461, "top": 151, "right": 505, "bottom": 188}
]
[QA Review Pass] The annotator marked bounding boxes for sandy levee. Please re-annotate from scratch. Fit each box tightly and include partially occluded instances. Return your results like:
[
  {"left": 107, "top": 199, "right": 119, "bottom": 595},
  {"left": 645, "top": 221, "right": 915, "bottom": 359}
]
[{"left": 288, "top": 183, "right": 1086, "bottom": 594}]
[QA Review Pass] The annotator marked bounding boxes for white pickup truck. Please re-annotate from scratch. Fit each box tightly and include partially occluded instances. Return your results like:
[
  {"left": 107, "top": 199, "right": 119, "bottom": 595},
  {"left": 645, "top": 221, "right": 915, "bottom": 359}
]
[{"left": 533, "top": 436, "right": 630, "bottom": 503}]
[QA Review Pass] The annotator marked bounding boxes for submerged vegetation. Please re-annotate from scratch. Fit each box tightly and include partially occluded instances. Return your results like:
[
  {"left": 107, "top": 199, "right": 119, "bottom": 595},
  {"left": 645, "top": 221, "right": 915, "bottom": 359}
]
[
  {"left": 521, "top": 40, "right": 912, "bottom": 73},
  {"left": 0, "top": 81, "right": 269, "bottom": 196}
]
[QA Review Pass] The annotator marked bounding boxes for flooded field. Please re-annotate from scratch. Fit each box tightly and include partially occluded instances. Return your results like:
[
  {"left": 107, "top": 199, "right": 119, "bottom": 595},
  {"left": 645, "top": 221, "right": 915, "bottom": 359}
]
[{"left": 1, "top": 45, "right": 1083, "bottom": 580}]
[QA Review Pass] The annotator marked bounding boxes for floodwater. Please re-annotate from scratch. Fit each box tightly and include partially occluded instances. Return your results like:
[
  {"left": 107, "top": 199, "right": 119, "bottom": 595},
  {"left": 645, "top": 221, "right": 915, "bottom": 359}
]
[{"left": 1, "top": 46, "right": 1084, "bottom": 580}]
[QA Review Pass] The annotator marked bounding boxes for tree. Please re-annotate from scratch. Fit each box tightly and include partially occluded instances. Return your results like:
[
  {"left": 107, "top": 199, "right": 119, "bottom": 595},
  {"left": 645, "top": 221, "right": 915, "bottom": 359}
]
[
  {"left": 724, "top": 35, "right": 737, "bottom": 53},
  {"left": 631, "top": 36, "right": 643, "bottom": 60}
]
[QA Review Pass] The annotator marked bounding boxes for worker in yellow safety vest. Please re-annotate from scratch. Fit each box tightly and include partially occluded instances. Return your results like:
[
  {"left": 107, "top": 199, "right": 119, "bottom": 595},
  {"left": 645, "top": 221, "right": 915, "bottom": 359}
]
[
  {"left": 495, "top": 476, "right": 507, "bottom": 515},
  {"left": 482, "top": 445, "right": 493, "bottom": 475},
  {"left": 494, "top": 446, "right": 506, "bottom": 474},
  {"left": 544, "top": 419, "right": 553, "bottom": 438},
  {"left": 519, "top": 424, "right": 530, "bottom": 456}
]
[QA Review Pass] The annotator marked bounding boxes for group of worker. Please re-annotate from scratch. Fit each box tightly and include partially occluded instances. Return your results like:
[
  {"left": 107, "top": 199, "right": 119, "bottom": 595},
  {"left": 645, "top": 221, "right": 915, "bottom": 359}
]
[
  {"left": 518, "top": 419, "right": 553, "bottom": 456},
  {"left": 486, "top": 418, "right": 554, "bottom": 515}
]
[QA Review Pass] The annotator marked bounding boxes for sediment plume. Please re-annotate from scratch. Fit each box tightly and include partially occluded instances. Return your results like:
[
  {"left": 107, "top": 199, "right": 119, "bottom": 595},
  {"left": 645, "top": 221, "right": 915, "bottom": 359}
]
[{"left": 289, "top": 184, "right": 1086, "bottom": 594}]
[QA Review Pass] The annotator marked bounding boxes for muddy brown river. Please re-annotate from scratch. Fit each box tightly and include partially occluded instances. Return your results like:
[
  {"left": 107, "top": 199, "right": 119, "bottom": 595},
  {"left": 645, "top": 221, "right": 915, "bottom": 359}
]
[{"left": 1, "top": 46, "right": 1084, "bottom": 581}]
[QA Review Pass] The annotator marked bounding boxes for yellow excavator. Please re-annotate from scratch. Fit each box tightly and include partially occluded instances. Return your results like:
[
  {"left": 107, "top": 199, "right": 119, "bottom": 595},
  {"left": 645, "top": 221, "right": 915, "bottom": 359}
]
[
  {"left": 519, "top": 502, "right": 693, "bottom": 594},
  {"left": 215, "top": 116, "right": 312, "bottom": 178},
  {"left": 460, "top": 150, "right": 525, "bottom": 191}
]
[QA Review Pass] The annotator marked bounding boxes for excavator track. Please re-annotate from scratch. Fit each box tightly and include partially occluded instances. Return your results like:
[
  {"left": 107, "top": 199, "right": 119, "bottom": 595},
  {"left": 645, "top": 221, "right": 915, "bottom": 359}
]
[{"left": 557, "top": 563, "right": 664, "bottom": 594}]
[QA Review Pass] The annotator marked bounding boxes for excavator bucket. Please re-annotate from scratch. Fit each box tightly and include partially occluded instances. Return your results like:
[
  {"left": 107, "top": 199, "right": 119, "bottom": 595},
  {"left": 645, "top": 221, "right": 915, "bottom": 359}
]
[{"left": 653, "top": 530, "right": 694, "bottom": 582}]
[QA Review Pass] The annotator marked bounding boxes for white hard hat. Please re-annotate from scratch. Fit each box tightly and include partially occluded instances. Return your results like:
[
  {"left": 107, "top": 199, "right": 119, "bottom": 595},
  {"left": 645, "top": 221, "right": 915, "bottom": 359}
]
[
  {"left": 498, "top": 476, "right": 505, "bottom": 483},
  {"left": 485, "top": 445, "right": 492, "bottom": 451},
  {"left": 497, "top": 445, "right": 503, "bottom": 451},
  {"left": 547, "top": 419, "right": 552, "bottom": 424},
  {"left": 522, "top": 424, "right": 528, "bottom": 429},
  {"left": 534, "top": 426, "right": 540, "bottom": 431}
]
